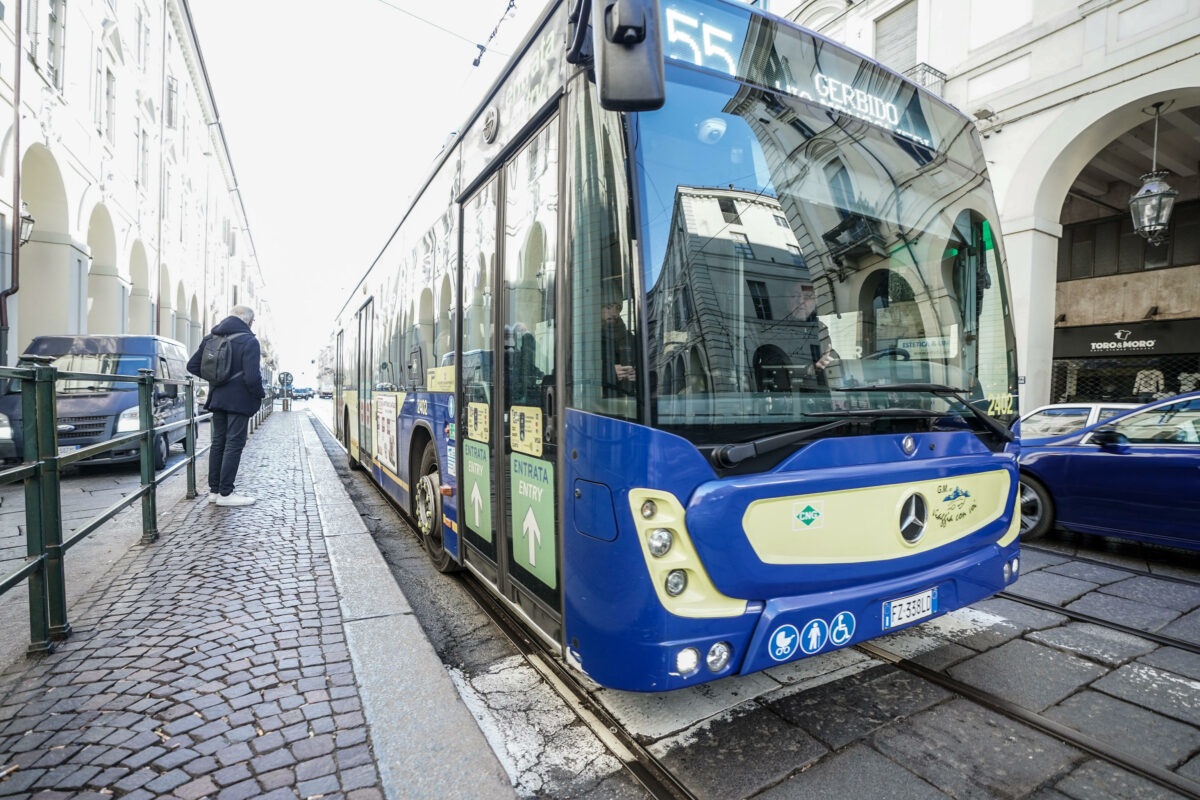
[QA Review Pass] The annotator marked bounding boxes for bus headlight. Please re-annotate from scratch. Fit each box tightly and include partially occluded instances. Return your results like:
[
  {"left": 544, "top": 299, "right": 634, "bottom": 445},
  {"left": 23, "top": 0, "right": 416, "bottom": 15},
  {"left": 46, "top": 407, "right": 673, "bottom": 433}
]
[
  {"left": 665, "top": 569, "right": 687, "bottom": 596},
  {"left": 640, "top": 500, "right": 657, "bottom": 520},
  {"left": 0, "top": 413, "right": 11, "bottom": 441},
  {"left": 706, "top": 642, "right": 732, "bottom": 673},
  {"left": 675, "top": 647, "right": 700, "bottom": 677},
  {"left": 116, "top": 406, "right": 141, "bottom": 433},
  {"left": 647, "top": 528, "right": 673, "bottom": 558}
]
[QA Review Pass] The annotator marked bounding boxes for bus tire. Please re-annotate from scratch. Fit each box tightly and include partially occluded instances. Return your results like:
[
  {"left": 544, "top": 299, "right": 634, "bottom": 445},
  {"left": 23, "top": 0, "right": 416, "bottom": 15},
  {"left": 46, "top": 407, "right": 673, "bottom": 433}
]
[
  {"left": 1019, "top": 474, "right": 1054, "bottom": 540},
  {"left": 415, "top": 440, "right": 458, "bottom": 573},
  {"left": 345, "top": 411, "right": 362, "bottom": 471}
]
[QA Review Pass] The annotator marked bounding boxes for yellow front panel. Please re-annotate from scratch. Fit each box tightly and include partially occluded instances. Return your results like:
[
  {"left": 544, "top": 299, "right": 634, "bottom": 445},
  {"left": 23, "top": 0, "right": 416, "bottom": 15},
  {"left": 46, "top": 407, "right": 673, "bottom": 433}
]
[{"left": 742, "top": 470, "right": 1012, "bottom": 565}]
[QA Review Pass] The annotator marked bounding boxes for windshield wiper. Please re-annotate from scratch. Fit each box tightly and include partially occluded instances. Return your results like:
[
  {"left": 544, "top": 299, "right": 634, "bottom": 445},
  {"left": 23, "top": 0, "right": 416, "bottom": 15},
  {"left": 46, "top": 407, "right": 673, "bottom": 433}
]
[
  {"left": 711, "top": 418, "right": 855, "bottom": 468},
  {"left": 805, "top": 408, "right": 946, "bottom": 418},
  {"left": 836, "top": 383, "right": 1014, "bottom": 442}
]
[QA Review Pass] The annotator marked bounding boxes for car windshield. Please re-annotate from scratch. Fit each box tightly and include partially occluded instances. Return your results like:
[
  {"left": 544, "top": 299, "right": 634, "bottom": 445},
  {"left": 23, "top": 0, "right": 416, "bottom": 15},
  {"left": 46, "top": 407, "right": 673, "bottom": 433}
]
[
  {"left": 47, "top": 354, "right": 151, "bottom": 392},
  {"left": 632, "top": 60, "right": 1017, "bottom": 446},
  {"left": 1021, "top": 408, "right": 1092, "bottom": 438},
  {"left": 1105, "top": 398, "right": 1200, "bottom": 444}
]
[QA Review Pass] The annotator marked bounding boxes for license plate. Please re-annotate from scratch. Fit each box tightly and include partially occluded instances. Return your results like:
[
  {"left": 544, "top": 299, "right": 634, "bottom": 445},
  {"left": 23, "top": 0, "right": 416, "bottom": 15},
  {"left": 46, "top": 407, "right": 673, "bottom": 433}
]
[
  {"left": 57, "top": 445, "right": 80, "bottom": 456},
  {"left": 883, "top": 587, "right": 938, "bottom": 630}
]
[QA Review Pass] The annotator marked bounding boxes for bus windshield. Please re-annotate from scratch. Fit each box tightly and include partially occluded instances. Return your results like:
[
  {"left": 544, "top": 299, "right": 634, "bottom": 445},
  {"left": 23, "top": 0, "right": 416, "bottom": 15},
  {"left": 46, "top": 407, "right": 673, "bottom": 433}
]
[{"left": 631, "top": 61, "right": 1017, "bottom": 446}]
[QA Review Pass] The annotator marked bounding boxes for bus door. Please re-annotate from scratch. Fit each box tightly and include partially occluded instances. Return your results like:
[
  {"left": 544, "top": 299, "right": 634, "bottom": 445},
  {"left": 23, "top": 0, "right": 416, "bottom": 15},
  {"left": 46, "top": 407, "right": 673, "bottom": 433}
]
[
  {"left": 459, "top": 178, "right": 501, "bottom": 577},
  {"left": 334, "top": 329, "right": 344, "bottom": 441},
  {"left": 500, "top": 118, "right": 562, "bottom": 640},
  {"left": 356, "top": 300, "right": 374, "bottom": 460},
  {"left": 458, "top": 118, "right": 563, "bottom": 644}
]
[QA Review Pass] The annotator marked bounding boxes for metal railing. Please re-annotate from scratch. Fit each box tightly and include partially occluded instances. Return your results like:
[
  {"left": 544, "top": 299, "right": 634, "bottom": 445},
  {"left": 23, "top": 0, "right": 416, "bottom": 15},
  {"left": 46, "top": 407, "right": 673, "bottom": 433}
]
[
  {"left": 903, "top": 62, "right": 947, "bottom": 96},
  {"left": 0, "top": 359, "right": 273, "bottom": 654}
]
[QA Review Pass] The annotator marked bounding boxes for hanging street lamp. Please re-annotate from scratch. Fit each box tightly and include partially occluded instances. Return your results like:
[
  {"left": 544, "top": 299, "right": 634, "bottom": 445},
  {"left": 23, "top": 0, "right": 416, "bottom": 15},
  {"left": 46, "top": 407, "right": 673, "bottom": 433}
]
[
  {"left": 19, "top": 203, "right": 35, "bottom": 247},
  {"left": 1129, "top": 101, "right": 1178, "bottom": 247}
]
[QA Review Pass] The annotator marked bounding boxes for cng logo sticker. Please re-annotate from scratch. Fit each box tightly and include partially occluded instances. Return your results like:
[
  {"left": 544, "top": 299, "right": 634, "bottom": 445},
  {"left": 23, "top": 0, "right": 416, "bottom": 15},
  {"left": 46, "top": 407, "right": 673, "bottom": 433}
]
[
  {"left": 793, "top": 500, "right": 824, "bottom": 530},
  {"left": 768, "top": 624, "right": 800, "bottom": 661}
]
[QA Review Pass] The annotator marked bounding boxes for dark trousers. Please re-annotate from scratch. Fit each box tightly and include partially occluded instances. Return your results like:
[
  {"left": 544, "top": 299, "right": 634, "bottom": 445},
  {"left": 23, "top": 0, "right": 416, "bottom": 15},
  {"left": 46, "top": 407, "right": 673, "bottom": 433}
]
[{"left": 209, "top": 410, "right": 250, "bottom": 496}]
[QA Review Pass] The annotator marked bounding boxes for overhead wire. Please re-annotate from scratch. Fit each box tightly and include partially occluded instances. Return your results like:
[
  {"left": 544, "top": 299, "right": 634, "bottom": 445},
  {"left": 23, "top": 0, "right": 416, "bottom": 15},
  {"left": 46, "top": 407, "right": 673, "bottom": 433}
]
[{"left": 372, "top": 0, "right": 512, "bottom": 62}]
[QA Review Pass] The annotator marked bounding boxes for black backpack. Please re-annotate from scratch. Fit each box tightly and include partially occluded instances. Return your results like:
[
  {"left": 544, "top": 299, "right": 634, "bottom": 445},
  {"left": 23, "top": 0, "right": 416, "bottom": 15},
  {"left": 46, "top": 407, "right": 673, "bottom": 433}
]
[{"left": 199, "top": 332, "right": 247, "bottom": 385}]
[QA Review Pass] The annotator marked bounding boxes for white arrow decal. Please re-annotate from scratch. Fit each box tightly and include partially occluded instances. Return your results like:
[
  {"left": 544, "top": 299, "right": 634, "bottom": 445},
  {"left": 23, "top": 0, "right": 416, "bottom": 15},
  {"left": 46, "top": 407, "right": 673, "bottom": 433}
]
[
  {"left": 522, "top": 506, "right": 541, "bottom": 567},
  {"left": 470, "top": 482, "right": 483, "bottom": 527}
]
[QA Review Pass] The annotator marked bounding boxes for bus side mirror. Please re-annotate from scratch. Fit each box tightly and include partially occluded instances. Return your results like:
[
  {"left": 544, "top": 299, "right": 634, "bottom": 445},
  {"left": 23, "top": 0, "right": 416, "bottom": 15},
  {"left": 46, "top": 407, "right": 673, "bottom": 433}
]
[{"left": 591, "top": 0, "right": 665, "bottom": 111}]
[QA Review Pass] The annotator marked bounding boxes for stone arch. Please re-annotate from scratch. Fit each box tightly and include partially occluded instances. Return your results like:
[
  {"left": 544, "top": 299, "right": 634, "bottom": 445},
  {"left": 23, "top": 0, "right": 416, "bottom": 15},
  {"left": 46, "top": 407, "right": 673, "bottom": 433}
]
[
  {"left": 998, "top": 72, "right": 1200, "bottom": 407},
  {"left": 189, "top": 294, "right": 202, "bottom": 348},
  {"left": 789, "top": 1, "right": 844, "bottom": 31},
  {"left": 417, "top": 288, "right": 434, "bottom": 380},
  {"left": 174, "top": 281, "right": 189, "bottom": 344},
  {"left": 436, "top": 272, "right": 452, "bottom": 363},
  {"left": 86, "top": 204, "right": 125, "bottom": 335},
  {"left": 157, "top": 263, "right": 174, "bottom": 337},
  {"left": 16, "top": 143, "right": 73, "bottom": 352},
  {"left": 128, "top": 242, "right": 152, "bottom": 334},
  {"left": 753, "top": 344, "right": 790, "bottom": 392}
]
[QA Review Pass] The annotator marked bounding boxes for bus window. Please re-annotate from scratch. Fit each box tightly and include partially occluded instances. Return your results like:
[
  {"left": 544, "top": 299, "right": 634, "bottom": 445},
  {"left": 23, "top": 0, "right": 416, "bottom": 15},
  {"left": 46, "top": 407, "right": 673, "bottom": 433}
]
[{"left": 568, "top": 76, "right": 640, "bottom": 421}]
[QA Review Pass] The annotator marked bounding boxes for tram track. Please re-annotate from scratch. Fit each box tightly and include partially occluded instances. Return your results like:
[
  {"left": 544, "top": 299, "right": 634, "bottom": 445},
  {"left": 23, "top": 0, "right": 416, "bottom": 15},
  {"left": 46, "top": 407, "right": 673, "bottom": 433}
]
[
  {"left": 998, "top": 590, "right": 1200, "bottom": 656},
  {"left": 855, "top": 640, "right": 1200, "bottom": 799},
  {"left": 1022, "top": 542, "right": 1200, "bottom": 590},
  {"left": 452, "top": 571, "right": 698, "bottom": 800}
]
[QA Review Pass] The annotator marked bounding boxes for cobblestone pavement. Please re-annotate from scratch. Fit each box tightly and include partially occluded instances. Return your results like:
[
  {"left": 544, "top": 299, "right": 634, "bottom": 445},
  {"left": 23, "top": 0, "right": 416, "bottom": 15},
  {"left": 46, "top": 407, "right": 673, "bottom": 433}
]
[{"left": 0, "top": 411, "right": 385, "bottom": 799}]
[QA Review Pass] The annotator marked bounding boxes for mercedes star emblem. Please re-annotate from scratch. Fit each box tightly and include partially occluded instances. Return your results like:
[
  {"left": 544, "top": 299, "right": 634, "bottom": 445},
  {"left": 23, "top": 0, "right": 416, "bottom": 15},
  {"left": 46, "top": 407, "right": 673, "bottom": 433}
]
[{"left": 899, "top": 493, "right": 927, "bottom": 544}]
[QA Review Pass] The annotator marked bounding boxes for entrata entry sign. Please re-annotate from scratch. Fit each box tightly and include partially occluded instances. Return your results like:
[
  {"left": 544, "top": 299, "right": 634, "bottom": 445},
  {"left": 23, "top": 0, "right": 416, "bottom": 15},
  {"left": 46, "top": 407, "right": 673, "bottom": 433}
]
[{"left": 510, "top": 453, "right": 556, "bottom": 589}]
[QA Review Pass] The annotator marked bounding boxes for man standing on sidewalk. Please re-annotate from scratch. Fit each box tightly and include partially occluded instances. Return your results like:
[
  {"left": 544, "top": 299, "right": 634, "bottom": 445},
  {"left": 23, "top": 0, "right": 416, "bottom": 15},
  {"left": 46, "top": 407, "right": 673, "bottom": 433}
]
[{"left": 188, "top": 304, "right": 265, "bottom": 507}]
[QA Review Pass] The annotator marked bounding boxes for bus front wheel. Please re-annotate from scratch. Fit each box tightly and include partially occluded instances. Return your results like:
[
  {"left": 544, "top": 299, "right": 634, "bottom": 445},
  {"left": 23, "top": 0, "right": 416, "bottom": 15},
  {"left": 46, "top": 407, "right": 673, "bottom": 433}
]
[{"left": 415, "top": 441, "right": 457, "bottom": 573}]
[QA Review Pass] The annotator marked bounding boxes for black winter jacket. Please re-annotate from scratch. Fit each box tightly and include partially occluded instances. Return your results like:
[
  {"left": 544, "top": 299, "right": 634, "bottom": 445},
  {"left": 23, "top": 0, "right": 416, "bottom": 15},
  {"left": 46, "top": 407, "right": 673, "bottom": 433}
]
[{"left": 187, "top": 316, "right": 266, "bottom": 417}]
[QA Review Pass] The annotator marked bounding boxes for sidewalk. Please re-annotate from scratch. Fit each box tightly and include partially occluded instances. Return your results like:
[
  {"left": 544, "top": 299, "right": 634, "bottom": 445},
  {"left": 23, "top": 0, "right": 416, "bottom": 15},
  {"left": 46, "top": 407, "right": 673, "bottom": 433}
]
[{"left": 0, "top": 410, "right": 514, "bottom": 800}]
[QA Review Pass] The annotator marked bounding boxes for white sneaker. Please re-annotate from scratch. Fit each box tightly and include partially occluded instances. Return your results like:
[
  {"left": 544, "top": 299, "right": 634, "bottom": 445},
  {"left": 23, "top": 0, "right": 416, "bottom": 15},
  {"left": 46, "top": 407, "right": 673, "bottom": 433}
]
[
  {"left": 215, "top": 494, "right": 255, "bottom": 507},
  {"left": 207, "top": 493, "right": 219, "bottom": 504}
]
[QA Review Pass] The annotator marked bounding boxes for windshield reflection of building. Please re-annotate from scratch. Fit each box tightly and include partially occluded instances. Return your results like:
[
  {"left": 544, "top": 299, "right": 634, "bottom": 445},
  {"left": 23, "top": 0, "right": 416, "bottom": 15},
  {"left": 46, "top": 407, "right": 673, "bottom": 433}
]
[{"left": 647, "top": 82, "right": 1008, "bottom": 412}]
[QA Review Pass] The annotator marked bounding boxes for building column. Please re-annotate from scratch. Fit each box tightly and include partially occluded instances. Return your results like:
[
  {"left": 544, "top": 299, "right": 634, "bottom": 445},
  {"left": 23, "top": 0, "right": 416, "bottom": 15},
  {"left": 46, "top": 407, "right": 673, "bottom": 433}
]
[
  {"left": 129, "top": 288, "right": 153, "bottom": 335},
  {"left": 17, "top": 237, "right": 73, "bottom": 349},
  {"left": 1003, "top": 217, "right": 1062, "bottom": 412},
  {"left": 87, "top": 271, "right": 126, "bottom": 335}
]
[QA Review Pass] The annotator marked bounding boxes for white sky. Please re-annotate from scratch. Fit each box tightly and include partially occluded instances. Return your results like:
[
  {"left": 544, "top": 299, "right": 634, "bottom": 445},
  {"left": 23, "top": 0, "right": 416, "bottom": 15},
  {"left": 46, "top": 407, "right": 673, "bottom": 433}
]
[{"left": 188, "top": 0, "right": 544, "bottom": 385}]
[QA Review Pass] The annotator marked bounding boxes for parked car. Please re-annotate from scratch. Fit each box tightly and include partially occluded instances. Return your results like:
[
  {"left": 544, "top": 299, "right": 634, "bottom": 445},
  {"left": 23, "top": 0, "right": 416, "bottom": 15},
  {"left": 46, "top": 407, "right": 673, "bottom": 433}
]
[
  {"left": 293, "top": 387, "right": 314, "bottom": 400},
  {"left": 1018, "top": 402, "right": 1138, "bottom": 439},
  {"left": 0, "top": 335, "right": 193, "bottom": 470},
  {"left": 1018, "top": 392, "right": 1200, "bottom": 548}
]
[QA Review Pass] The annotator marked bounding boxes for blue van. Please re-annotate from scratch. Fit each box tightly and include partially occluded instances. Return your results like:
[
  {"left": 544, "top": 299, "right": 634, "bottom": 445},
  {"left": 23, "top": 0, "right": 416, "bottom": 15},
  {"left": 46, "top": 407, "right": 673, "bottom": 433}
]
[{"left": 0, "top": 335, "right": 193, "bottom": 470}]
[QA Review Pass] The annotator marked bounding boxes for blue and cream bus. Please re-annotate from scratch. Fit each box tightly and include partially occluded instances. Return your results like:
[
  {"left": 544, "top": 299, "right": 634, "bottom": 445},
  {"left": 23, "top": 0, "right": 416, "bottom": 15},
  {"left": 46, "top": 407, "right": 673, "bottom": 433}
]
[{"left": 333, "top": 0, "right": 1021, "bottom": 691}]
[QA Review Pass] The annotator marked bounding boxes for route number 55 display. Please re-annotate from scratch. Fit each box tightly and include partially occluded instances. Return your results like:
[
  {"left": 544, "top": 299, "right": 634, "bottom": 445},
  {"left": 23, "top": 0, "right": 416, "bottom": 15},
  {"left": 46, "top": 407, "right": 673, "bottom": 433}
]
[{"left": 665, "top": 7, "right": 737, "bottom": 75}]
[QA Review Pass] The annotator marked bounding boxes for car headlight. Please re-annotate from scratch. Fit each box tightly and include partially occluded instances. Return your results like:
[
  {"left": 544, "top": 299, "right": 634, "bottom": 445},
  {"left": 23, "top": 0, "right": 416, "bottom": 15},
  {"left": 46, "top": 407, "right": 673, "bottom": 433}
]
[
  {"left": 116, "top": 406, "right": 142, "bottom": 433},
  {"left": 0, "top": 413, "right": 11, "bottom": 441}
]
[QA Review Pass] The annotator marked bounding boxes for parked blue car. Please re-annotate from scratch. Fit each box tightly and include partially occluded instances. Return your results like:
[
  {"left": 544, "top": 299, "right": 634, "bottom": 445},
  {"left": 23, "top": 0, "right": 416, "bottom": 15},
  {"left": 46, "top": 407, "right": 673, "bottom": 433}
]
[{"left": 1017, "top": 392, "right": 1200, "bottom": 548}]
